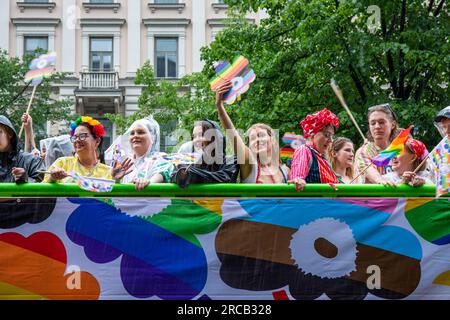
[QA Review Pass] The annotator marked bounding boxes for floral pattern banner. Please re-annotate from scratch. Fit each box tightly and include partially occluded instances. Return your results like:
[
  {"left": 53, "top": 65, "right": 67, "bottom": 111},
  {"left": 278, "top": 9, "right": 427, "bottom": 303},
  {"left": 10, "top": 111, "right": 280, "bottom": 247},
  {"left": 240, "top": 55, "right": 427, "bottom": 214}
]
[{"left": 0, "top": 197, "right": 449, "bottom": 300}]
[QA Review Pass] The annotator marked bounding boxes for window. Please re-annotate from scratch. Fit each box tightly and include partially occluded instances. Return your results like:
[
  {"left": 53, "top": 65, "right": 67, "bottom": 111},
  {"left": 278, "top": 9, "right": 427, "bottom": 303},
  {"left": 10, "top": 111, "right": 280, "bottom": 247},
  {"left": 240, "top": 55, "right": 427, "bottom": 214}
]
[
  {"left": 90, "top": 38, "right": 113, "bottom": 72},
  {"left": 217, "top": 0, "right": 225, "bottom": 3},
  {"left": 155, "top": 38, "right": 177, "bottom": 78},
  {"left": 154, "top": 0, "right": 178, "bottom": 3},
  {"left": 89, "top": 0, "right": 114, "bottom": 3},
  {"left": 24, "top": 36, "right": 48, "bottom": 57},
  {"left": 24, "top": 0, "right": 49, "bottom": 2}
]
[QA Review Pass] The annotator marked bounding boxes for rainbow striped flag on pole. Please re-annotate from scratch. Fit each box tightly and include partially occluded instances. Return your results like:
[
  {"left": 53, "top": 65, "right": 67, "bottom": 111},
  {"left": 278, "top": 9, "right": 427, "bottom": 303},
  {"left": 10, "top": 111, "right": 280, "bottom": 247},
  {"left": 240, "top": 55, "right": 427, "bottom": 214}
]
[
  {"left": 429, "top": 137, "right": 450, "bottom": 197},
  {"left": 371, "top": 126, "right": 412, "bottom": 167}
]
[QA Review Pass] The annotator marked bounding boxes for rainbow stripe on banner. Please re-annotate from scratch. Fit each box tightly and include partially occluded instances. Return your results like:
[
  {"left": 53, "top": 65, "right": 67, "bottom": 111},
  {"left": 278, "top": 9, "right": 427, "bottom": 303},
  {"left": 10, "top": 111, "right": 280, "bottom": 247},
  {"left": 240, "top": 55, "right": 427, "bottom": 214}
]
[
  {"left": 371, "top": 126, "right": 412, "bottom": 167},
  {"left": 430, "top": 137, "right": 450, "bottom": 197},
  {"left": 209, "top": 56, "right": 256, "bottom": 105}
]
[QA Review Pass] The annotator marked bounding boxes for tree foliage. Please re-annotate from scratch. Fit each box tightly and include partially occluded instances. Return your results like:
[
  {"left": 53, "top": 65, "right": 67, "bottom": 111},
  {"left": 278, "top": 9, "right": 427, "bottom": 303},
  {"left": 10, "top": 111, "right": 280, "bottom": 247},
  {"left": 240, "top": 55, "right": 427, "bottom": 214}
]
[
  {"left": 110, "top": 0, "right": 449, "bottom": 148},
  {"left": 0, "top": 50, "right": 72, "bottom": 140}
]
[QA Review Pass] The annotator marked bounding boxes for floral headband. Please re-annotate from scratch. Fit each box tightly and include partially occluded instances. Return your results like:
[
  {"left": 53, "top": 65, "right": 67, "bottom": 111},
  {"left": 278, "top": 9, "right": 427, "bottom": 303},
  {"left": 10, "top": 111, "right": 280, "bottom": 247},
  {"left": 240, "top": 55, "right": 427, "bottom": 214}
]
[
  {"left": 300, "top": 108, "right": 339, "bottom": 139},
  {"left": 70, "top": 116, "right": 105, "bottom": 139}
]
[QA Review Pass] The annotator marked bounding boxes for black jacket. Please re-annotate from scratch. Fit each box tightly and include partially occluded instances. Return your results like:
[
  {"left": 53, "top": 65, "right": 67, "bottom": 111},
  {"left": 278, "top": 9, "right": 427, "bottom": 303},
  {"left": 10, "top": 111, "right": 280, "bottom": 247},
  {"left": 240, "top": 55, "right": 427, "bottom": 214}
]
[
  {"left": 171, "top": 120, "right": 239, "bottom": 187},
  {"left": 0, "top": 116, "right": 44, "bottom": 183}
]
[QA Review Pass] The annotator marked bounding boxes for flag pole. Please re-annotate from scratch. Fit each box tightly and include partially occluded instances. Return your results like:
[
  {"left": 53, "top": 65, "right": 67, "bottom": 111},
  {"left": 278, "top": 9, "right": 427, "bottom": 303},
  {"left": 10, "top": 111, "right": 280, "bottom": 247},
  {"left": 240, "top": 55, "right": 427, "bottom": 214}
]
[
  {"left": 330, "top": 79, "right": 366, "bottom": 142},
  {"left": 350, "top": 163, "right": 372, "bottom": 184},
  {"left": 18, "top": 85, "right": 37, "bottom": 138}
]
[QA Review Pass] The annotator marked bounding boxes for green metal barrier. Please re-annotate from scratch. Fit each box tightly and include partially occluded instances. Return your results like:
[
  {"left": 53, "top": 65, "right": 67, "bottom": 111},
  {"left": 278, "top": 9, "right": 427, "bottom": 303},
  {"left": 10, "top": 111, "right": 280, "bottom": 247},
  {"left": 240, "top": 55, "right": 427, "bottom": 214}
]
[{"left": 0, "top": 183, "right": 440, "bottom": 198}]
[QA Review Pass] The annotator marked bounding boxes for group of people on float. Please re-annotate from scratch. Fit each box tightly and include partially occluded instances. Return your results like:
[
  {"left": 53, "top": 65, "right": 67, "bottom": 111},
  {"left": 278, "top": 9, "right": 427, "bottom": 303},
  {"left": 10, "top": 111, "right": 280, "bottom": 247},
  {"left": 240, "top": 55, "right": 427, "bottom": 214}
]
[{"left": 1, "top": 79, "right": 448, "bottom": 191}]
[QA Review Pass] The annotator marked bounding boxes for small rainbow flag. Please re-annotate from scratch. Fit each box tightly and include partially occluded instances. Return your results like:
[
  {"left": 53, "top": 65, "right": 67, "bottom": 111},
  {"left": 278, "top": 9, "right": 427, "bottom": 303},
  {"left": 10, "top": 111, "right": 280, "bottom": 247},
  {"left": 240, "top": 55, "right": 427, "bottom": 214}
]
[
  {"left": 72, "top": 172, "right": 115, "bottom": 193},
  {"left": 371, "top": 126, "right": 412, "bottom": 167},
  {"left": 25, "top": 52, "right": 57, "bottom": 86},
  {"left": 210, "top": 56, "right": 256, "bottom": 105},
  {"left": 280, "top": 147, "right": 294, "bottom": 159}
]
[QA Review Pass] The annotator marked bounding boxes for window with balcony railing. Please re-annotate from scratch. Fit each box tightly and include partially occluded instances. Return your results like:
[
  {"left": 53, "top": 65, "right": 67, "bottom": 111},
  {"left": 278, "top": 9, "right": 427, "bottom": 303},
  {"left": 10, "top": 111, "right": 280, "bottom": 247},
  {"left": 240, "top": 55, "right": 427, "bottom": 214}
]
[
  {"left": 90, "top": 38, "right": 113, "bottom": 72},
  {"left": 155, "top": 38, "right": 178, "bottom": 78}
]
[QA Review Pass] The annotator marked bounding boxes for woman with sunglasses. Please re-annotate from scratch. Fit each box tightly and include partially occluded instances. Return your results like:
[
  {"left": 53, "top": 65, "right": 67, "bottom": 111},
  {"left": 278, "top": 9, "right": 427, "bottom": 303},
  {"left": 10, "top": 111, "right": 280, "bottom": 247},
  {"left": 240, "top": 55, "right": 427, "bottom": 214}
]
[
  {"left": 43, "top": 116, "right": 112, "bottom": 183},
  {"left": 171, "top": 119, "right": 239, "bottom": 187},
  {"left": 214, "top": 81, "right": 289, "bottom": 184},
  {"left": 355, "top": 103, "right": 401, "bottom": 184},
  {"left": 381, "top": 138, "right": 433, "bottom": 187},
  {"left": 289, "top": 108, "right": 340, "bottom": 191}
]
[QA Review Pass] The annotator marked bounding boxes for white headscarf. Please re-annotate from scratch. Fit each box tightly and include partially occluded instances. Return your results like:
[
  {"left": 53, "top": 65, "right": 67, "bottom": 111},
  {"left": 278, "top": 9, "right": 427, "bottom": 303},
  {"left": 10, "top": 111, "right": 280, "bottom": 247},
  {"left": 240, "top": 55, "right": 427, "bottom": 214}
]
[
  {"left": 105, "top": 116, "right": 161, "bottom": 164},
  {"left": 39, "top": 134, "right": 74, "bottom": 168}
]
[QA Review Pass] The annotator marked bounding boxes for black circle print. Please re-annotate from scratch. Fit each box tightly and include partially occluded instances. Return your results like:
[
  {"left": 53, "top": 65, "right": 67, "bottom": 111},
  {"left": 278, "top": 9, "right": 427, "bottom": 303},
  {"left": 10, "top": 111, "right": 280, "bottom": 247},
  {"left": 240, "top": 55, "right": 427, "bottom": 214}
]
[{"left": 0, "top": 198, "right": 57, "bottom": 229}]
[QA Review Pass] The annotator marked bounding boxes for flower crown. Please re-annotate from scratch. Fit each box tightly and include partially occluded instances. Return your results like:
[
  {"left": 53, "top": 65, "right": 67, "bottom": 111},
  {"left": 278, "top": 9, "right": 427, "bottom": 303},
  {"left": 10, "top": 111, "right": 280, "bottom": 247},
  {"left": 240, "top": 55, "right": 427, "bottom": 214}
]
[
  {"left": 300, "top": 108, "right": 339, "bottom": 139},
  {"left": 70, "top": 116, "right": 105, "bottom": 138}
]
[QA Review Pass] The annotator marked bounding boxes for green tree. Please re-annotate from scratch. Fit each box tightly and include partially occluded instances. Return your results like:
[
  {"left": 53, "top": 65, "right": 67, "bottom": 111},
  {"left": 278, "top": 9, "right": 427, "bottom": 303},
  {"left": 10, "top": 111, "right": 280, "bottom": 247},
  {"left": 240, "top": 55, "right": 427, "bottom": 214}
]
[
  {"left": 0, "top": 50, "right": 72, "bottom": 141},
  {"left": 199, "top": 0, "right": 449, "bottom": 147}
]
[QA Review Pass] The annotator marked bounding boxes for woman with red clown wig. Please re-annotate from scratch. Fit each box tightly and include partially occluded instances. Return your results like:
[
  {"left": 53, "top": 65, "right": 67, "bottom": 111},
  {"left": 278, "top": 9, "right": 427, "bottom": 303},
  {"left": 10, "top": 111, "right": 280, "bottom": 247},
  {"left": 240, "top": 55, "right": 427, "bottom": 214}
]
[
  {"left": 43, "top": 116, "right": 113, "bottom": 183},
  {"left": 288, "top": 108, "right": 340, "bottom": 191}
]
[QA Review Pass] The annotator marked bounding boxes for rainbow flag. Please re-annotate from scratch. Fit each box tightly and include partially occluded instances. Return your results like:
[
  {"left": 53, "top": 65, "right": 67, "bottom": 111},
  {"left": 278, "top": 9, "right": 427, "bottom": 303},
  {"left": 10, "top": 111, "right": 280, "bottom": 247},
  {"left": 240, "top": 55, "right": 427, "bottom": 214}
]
[
  {"left": 209, "top": 56, "right": 256, "bottom": 105},
  {"left": 429, "top": 137, "right": 450, "bottom": 197},
  {"left": 280, "top": 147, "right": 294, "bottom": 159},
  {"left": 371, "top": 126, "right": 412, "bottom": 167},
  {"left": 24, "top": 52, "right": 57, "bottom": 86}
]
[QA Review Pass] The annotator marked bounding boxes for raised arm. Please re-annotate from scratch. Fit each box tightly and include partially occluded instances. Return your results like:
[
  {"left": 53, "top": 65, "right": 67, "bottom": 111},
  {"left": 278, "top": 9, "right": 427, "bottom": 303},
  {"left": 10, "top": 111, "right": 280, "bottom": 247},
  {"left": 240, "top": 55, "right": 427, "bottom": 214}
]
[
  {"left": 22, "top": 113, "right": 36, "bottom": 153},
  {"left": 214, "top": 81, "right": 254, "bottom": 179}
]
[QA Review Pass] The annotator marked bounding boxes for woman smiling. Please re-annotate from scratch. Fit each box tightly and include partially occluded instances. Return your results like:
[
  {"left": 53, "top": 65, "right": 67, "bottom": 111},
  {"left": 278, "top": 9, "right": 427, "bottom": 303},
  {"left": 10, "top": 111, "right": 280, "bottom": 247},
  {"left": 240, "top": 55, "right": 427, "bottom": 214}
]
[{"left": 43, "top": 116, "right": 112, "bottom": 183}]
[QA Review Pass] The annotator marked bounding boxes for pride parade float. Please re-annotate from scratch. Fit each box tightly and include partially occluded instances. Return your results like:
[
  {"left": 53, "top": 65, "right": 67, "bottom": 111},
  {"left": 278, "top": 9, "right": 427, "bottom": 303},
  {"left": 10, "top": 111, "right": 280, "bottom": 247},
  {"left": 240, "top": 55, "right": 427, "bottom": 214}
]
[{"left": 0, "top": 183, "right": 449, "bottom": 300}]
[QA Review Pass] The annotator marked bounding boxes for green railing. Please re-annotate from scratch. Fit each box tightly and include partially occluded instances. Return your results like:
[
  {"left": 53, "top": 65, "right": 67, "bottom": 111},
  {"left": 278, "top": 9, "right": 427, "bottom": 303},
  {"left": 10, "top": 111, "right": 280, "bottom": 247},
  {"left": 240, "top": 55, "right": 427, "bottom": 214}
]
[{"left": 0, "top": 183, "right": 440, "bottom": 198}]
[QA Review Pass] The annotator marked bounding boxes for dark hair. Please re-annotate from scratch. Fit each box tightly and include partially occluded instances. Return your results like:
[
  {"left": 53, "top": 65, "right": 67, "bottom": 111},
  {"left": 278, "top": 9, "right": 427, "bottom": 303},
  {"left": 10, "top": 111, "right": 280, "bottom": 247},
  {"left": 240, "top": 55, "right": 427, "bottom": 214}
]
[
  {"left": 366, "top": 103, "right": 401, "bottom": 142},
  {"left": 76, "top": 123, "right": 105, "bottom": 163},
  {"left": 193, "top": 119, "right": 226, "bottom": 168}
]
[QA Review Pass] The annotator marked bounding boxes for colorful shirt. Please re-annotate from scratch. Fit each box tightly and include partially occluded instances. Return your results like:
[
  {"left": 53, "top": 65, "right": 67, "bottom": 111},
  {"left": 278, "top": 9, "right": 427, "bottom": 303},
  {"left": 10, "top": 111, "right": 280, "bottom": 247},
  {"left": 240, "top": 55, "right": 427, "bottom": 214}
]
[
  {"left": 122, "top": 152, "right": 174, "bottom": 183},
  {"left": 43, "top": 156, "right": 112, "bottom": 183},
  {"left": 355, "top": 141, "right": 393, "bottom": 182},
  {"left": 290, "top": 144, "right": 339, "bottom": 184}
]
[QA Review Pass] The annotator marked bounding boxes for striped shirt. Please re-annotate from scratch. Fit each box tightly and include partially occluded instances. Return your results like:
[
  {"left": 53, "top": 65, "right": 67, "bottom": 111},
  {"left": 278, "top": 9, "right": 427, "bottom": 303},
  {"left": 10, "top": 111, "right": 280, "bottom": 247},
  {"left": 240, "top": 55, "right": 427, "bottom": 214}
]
[
  {"left": 290, "top": 144, "right": 339, "bottom": 183},
  {"left": 355, "top": 141, "right": 392, "bottom": 182}
]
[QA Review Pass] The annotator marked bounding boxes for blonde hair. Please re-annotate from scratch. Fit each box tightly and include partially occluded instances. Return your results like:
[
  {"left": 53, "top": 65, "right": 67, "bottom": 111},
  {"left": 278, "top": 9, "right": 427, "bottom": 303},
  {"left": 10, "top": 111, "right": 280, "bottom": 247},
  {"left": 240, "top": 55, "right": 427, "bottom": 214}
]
[{"left": 327, "top": 137, "right": 354, "bottom": 179}]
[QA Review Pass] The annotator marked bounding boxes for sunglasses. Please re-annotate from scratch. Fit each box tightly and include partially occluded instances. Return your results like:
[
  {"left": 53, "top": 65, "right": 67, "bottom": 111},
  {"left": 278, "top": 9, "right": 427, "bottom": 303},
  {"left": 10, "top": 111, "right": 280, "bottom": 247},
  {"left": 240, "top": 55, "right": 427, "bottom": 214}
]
[{"left": 368, "top": 103, "right": 397, "bottom": 121}]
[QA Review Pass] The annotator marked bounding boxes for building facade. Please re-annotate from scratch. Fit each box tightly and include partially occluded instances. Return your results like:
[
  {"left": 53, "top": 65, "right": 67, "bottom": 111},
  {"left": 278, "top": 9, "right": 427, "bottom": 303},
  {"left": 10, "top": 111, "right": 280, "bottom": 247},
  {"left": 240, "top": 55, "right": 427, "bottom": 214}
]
[{"left": 1, "top": 0, "right": 265, "bottom": 150}]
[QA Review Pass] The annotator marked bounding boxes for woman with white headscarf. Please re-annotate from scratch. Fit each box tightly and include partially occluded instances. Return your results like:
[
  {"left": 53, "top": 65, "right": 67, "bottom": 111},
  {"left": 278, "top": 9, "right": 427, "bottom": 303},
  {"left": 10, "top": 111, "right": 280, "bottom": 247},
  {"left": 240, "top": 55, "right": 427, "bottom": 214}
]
[{"left": 107, "top": 116, "right": 174, "bottom": 191}]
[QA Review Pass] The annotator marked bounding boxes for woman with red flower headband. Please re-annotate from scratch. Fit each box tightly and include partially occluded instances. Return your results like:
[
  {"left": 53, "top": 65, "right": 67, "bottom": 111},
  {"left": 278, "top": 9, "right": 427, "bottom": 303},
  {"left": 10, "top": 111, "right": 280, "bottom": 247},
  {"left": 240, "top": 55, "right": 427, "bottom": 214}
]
[
  {"left": 288, "top": 108, "right": 340, "bottom": 191},
  {"left": 43, "top": 116, "right": 113, "bottom": 183},
  {"left": 381, "top": 138, "right": 434, "bottom": 187}
]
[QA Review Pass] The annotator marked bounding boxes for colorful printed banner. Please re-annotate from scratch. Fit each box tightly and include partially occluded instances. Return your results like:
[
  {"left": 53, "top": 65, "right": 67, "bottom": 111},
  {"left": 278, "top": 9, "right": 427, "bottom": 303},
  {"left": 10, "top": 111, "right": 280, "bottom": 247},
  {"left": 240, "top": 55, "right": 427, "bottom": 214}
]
[
  {"left": 430, "top": 137, "right": 450, "bottom": 197},
  {"left": 210, "top": 56, "right": 256, "bottom": 105},
  {"left": 0, "top": 196, "right": 449, "bottom": 300}
]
